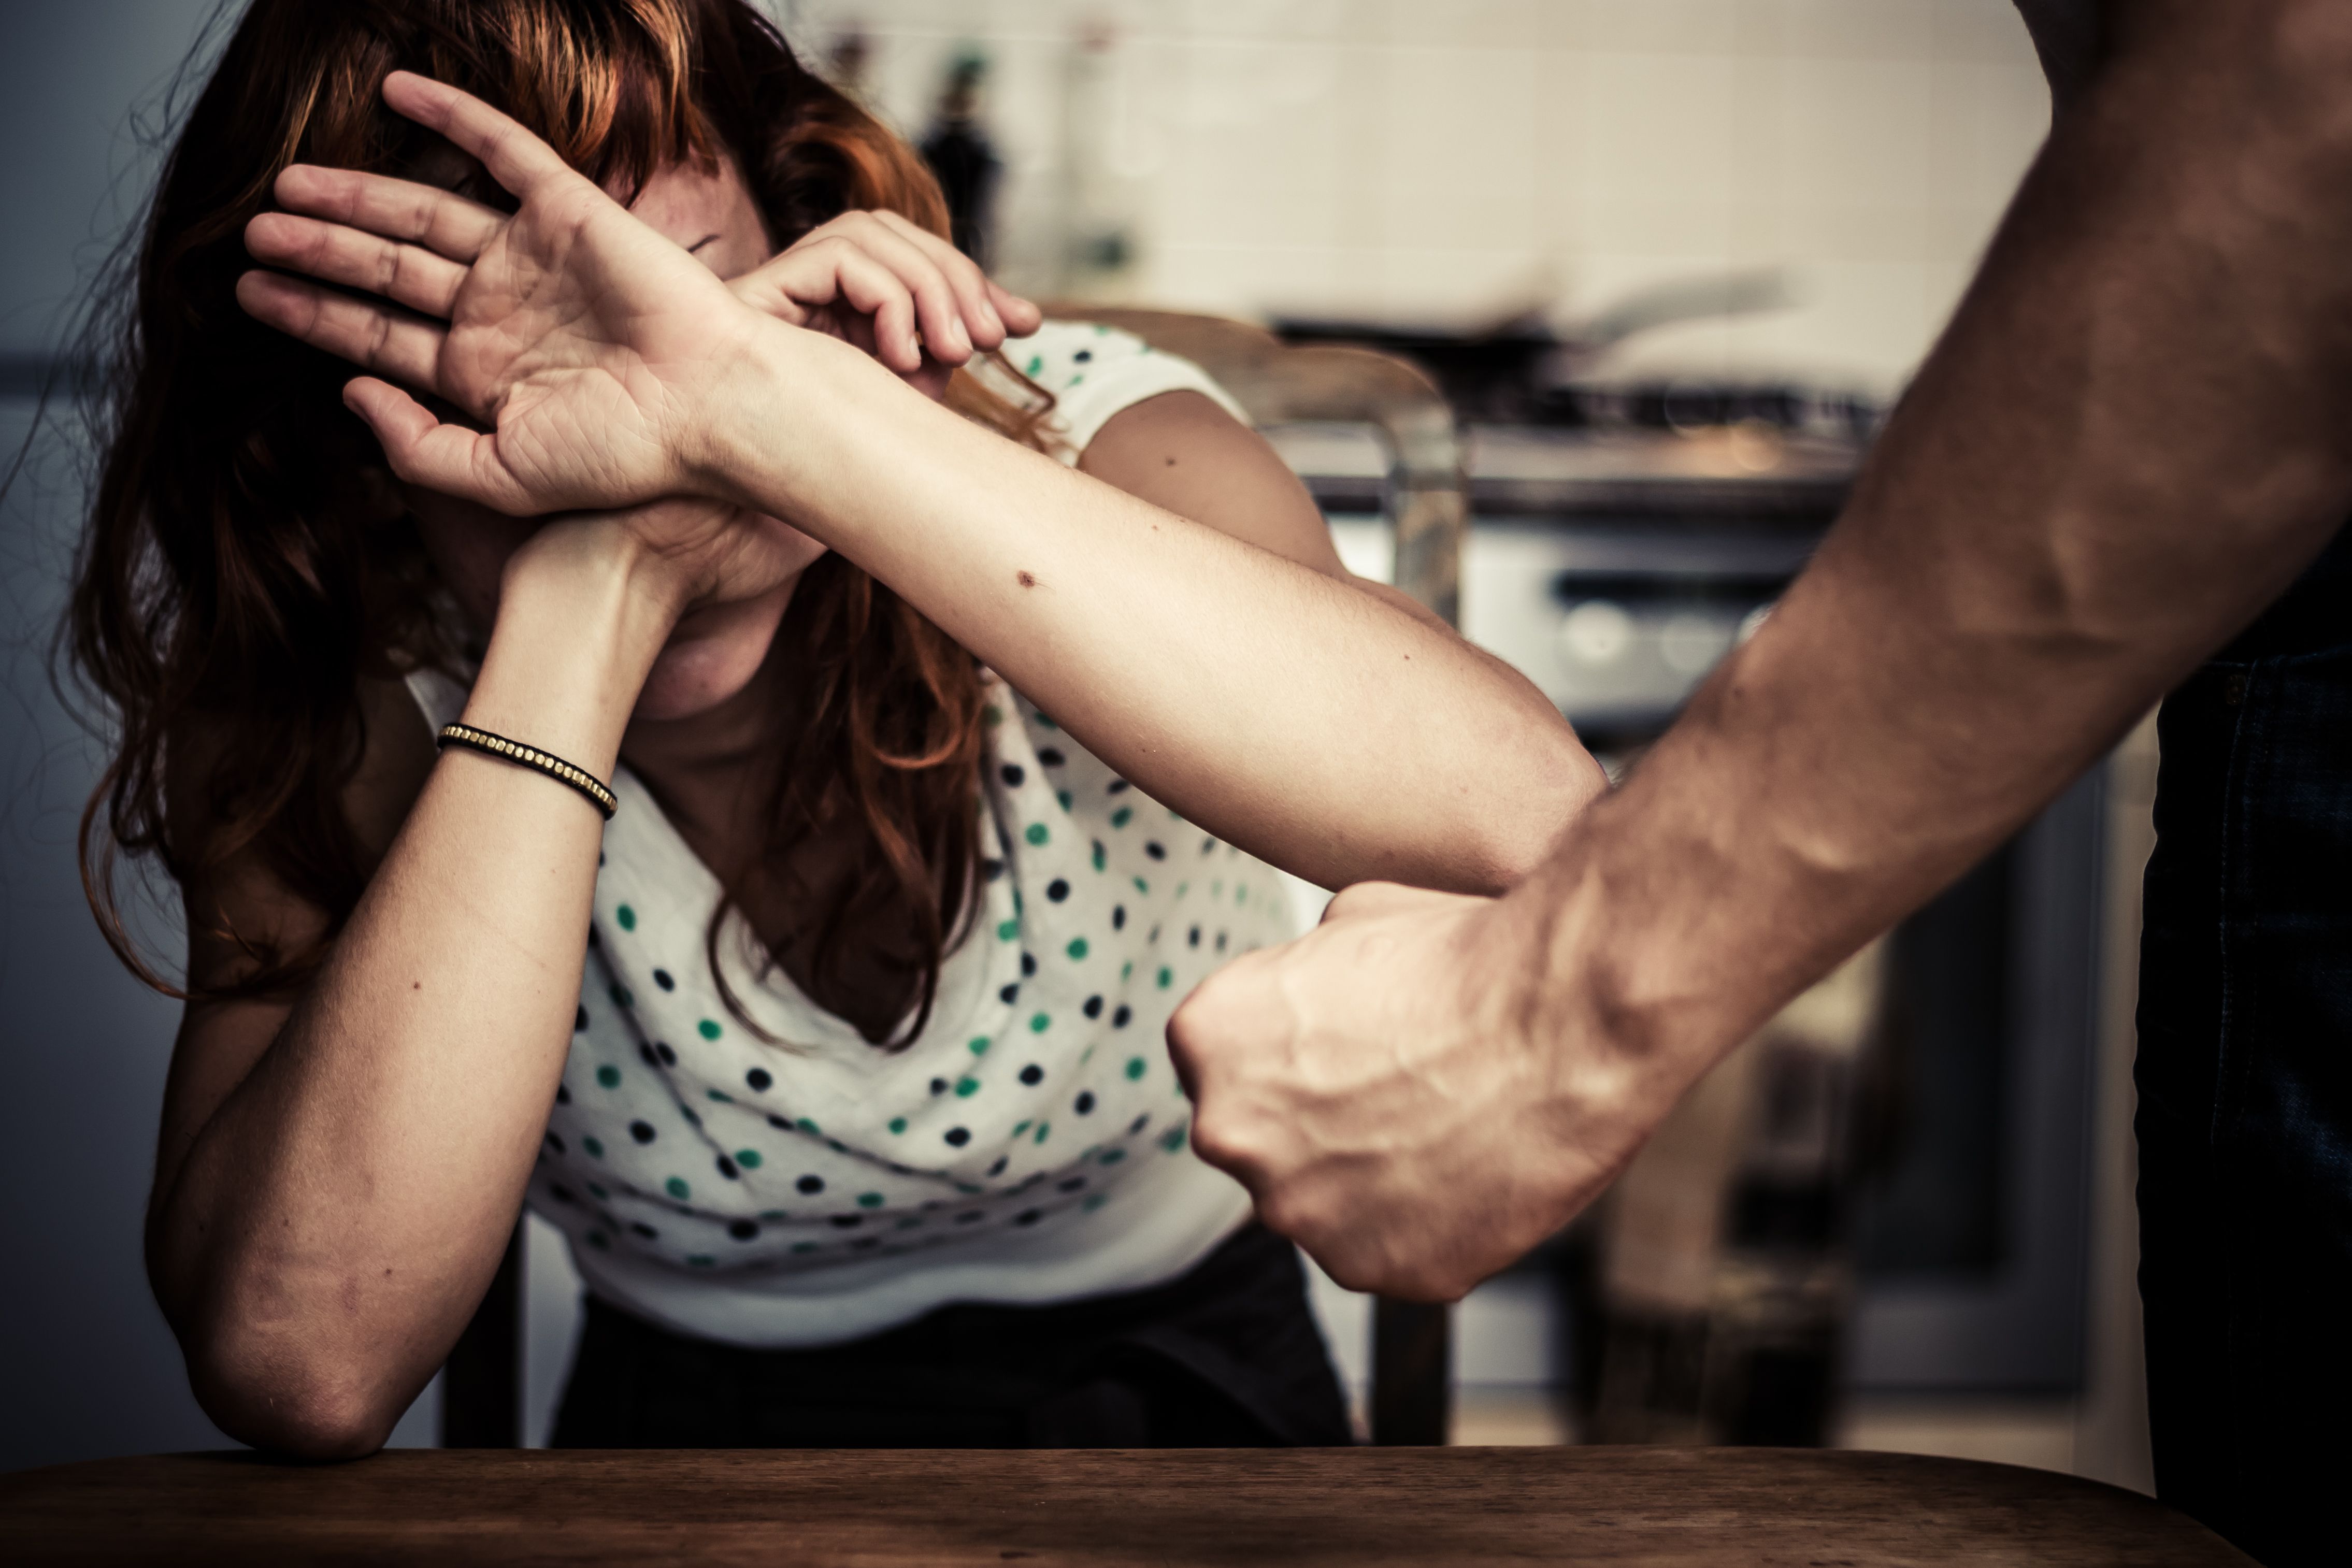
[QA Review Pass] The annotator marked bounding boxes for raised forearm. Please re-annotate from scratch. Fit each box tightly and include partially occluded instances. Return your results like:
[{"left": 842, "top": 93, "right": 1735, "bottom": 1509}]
[
  {"left": 1530, "top": 0, "right": 2352, "bottom": 1074},
  {"left": 702, "top": 330, "right": 1601, "bottom": 894},
  {"left": 153, "top": 528, "right": 676, "bottom": 1453}
]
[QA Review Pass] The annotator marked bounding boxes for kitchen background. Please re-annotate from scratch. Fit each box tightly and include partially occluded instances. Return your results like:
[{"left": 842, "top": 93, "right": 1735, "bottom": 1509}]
[{"left": 0, "top": 0, "right": 2147, "bottom": 1492}]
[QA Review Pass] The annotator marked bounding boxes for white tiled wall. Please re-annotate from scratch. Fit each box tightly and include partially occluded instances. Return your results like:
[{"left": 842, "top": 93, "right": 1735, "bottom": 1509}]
[{"left": 780, "top": 0, "right": 2051, "bottom": 391}]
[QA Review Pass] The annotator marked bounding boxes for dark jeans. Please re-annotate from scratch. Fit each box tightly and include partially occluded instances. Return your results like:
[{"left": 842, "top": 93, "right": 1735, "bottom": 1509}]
[
  {"left": 550, "top": 1221, "right": 1352, "bottom": 1448},
  {"left": 2139, "top": 524, "right": 2352, "bottom": 1568}
]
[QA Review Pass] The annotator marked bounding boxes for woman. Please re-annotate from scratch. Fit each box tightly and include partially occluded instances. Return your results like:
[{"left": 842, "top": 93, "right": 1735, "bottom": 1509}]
[{"left": 79, "top": 0, "right": 1603, "bottom": 1457}]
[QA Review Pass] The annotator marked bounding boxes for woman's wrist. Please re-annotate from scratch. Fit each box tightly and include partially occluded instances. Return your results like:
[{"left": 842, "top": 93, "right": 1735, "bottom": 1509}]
[{"left": 465, "top": 519, "right": 683, "bottom": 777}]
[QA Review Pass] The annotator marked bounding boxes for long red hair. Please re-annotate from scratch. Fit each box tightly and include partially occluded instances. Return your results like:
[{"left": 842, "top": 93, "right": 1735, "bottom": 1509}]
[{"left": 69, "top": 0, "right": 1046, "bottom": 1046}]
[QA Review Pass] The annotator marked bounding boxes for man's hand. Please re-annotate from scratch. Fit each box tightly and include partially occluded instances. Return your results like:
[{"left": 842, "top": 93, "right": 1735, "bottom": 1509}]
[{"left": 1168, "top": 879, "right": 1675, "bottom": 1301}]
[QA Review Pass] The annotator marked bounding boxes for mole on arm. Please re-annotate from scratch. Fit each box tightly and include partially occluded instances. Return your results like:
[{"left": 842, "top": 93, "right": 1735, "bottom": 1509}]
[{"left": 1017, "top": 570, "right": 1037, "bottom": 588}]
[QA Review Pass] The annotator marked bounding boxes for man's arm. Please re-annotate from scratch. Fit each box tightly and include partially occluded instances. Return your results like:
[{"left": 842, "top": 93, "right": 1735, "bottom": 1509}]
[{"left": 1169, "top": 0, "right": 2352, "bottom": 1298}]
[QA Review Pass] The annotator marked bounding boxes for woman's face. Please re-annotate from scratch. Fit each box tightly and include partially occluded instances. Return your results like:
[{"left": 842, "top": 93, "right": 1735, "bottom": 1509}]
[{"left": 404, "top": 153, "right": 827, "bottom": 723}]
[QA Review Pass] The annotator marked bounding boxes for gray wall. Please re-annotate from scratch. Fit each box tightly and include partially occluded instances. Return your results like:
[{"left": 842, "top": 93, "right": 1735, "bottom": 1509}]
[{"left": 0, "top": 0, "right": 442, "bottom": 1474}]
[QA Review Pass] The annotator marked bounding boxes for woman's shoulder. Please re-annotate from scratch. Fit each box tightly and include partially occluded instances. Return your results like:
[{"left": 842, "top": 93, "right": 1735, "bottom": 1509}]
[{"left": 1006, "top": 320, "right": 1251, "bottom": 462}]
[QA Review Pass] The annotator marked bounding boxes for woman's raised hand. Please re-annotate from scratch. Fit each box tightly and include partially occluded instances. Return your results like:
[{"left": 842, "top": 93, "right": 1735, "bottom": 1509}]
[{"left": 238, "top": 71, "right": 1035, "bottom": 519}]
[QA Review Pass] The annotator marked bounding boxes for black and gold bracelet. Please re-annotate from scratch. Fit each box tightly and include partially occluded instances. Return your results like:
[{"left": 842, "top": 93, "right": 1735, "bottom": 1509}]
[{"left": 436, "top": 722, "right": 618, "bottom": 821}]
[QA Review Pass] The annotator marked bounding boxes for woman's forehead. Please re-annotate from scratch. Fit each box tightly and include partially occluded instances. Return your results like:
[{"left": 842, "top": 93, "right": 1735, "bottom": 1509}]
[{"left": 625, "top": 156, "right": 768, "bottom": 264}]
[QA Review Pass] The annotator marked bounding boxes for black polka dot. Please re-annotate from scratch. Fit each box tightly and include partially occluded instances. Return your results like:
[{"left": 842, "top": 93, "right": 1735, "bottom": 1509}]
[
  {"left": 653, "top": 968, "right": 675, "bottom": 991},
  {"left": 1020, "top": 1064, "right": 1045, "bottom": 1086},
  {"left": 716, "top": 1155, "right": 739, "bottom": 1180},
  {"left": 630, "top": 1222, "right": 657, "bottom": 1240},
  {"left": 1073, "top": 349, "right": 1093, "bottom": 364},
  {"left": 1202, "top": 836, "right": 1216, "bottom": 854},
  {"left": 1059, "top": 1176, "right": 1087, "bottom": 1193},
  {"left": 931, "top": 1077, "right": 950, "bottom": 1096},
  {"left": 956, "top": 1211, "right": 984, "bottom": 1225},
  {"left": 987, "top": 1155, "right": 1009, "bottom": 1177},
  {"left": 1216, "top": 932, "right": 1228, "bottom": 952},
  {"left": 999, "top": 983, "right": 1021, "bottom": 1005},
  {"left": 1015, "top": 1209, "right": 1043, "bottom": 1226},
  {"left": 1046, "top": 879, "right": 1070, "bottom": 903},
  {"left": 549, "top": 1183, "right": 576, "bottom": 1204},
  {"left": 555, "top": 1084, "right": 571, "bottom": 1105},
  {"left": 1075, "top": 1091, "right": 1097, "bottom": 1115},
  {"left": 745, "top": 1067, "right": 773, "bottom": 1092},
  {"left": 729, "top": 1219, "right": 759, "bottom": 1242},
  {"left": 1188, "top": 926, "right": 1202, "bottom": 947},
  {"left": 829, "top": 1214, "right": 863, "bottom": 1229},
  {"left": 1129, "top": 1114, "right": 1152, "bottom": 1134},
  {"left": 851, "top": 1236, "right": 881, "bottom": 1251},
  {"left": 1112, "top": 1005, "right": 1132, "bottom": 1028},
  {"left": 945, "top": 1127, "right": 971, "bottom": 1147},
  {"left": 655, "top": 1042, "right": 677, "bottom": 1067},
  {"left": 1000, "top": 763, "right": 1026, "bottom": 787},
  {"left": 1021, "top": 952, "right": 1038, "bottom": 977},
  {"left": 575, "top": 1007, "right": 589, "bottom": 1032},
  {"left": 1107, "top": 779, "right": 1129, "bottom": 795},
  {"left": 1039, "top": 747, "right": 1066, "bottom": 767},
  {"left": 1145, "top": 841, "right": 1167, "bottom": 861},
  {"left": 629, "top": 1120, "right": 657, "bottom": 1144},
  {"left": 638, "top": 1043, "right": 659, "bottom": 1068},
  {"left": 1112, "top": 905, "right": 1126, "bottom": 931},
  {"left": 546, "top": 1132, "right": 566, "bottom": 1155},
  {"left": 983, "top": 858, "right": 1007, "bottom": 881},
  {"left": 796, "top": 1174, "right": 825, "bottom": 1195},
  {"left": 768, "top": 1114, "right": 792, "bottom": 1131},
  {"left": 1083, "top": 996, "right": 1104, "bottom": 1019}
]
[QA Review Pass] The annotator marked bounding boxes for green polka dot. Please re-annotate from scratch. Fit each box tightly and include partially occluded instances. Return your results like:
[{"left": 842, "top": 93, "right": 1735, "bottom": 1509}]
[
  {"left": 615, "top": 904, "right": 636, "bottom": 931},
  {"left": 582, "top": 1138, "right": 604, "bottom": 1159},
  {"left": 1013, "top": 1119, "right": 1032, "bottom": 1137},
  {"left": 686, "top": 1254, "right": 714, "bottom": 1268},
  {"left": 1155, "top": 967, "right": 1172, "bottom": 989},
  {"left": 797, "top": 1117, "right": 821, "bottom": 1135},
  {"left": 1126, "top": 1056, "right": 1149, "bottom": 1080},
  {"left": 734, "top": 1149, "right": 762, "bottom": 1170},
  {"left": 1083, "top": 1192, "right": 1109, "bottom": 1212},
  {"left": 1066, "top": 938, "right": 1089, "bottom": 961},
  {"left": 1025, "top": 823, "right": 1050, "bottom": 846},
  {"left": 955, "top": 1076, "right": 981, "bottom": 1097},
  {"left": 1067, "top": 373, "right": 1086, "bottom": 389},
  {"left": 1110, "top": 807, "right": 1133, "bottom": 829},
  {"left": 792, "top": 1242, "right": 819, "bottom": 1255},
  {"left": 665, "top": 1177, "right": 691, "bottom": 1200},
  {"left": 1036, "top": 712, "right": 1059, "bottom": 731},
  {"left": 1164, "top": 1125, "right": 1188, "bottom": 1153},
  {"left": 969, "top": 1036, "right": 992, "bottom": 1056},
  {"left": 1092, "top": 843, "right": 1107, "bottom": 872},
  {"left": 1237, "top": 885, "right": 1248, "bottom": 904},
  {"left": 608, "top": 983, "right": 633, "bottom": 1008},
  {"left": 1177, "top": 882, "right": 1190, "bottom": 898},
  {"left": 707, "top": 1089, "right": 733, "bottom": 1103},
  {"left": 1121, "top": 962, "right": 1134, "bottom": 981},
  {"left": 1030, "top": 1012, "right": 1052, "bottom": 1034},
  {"left": 1134, "top": 876, "right": 1151, "bottom": 894},
  {"left": 983, "top": 704, "right": 1004, "bottom": 727},
  {"left": 1099, "top": 1147, "right": 1127, "bottom": 1166},
  {"left": 585, "top": 1229, "right": 610, "bottom": 1250},
  {"left": 897, "top": 1216, "right": 923, "bottom": 1230},
  {"left": 858, "top": 1192, "right": 885, "bottom": 1209},
  {"left": 1033, "top": 1121, "right": 1051, "bottom": 1144},
  {"left": 697, "top": 1019, "right": 723, "bottom": 1041},
  {"left": 1057, "top": 790, "right": 1073, "bottom": 811},
  {"left": 956, "top": 1181, "right": 984, "bottom": 1195},
  {"left": 761, "top": 1209, "right": 788, "bottom": 1220},
  {"left": 997, "top": 918, "right": 1021, "bottom": 942},
  {"left": 1025, "top": 355, "right": 1043, "bottom": 376},
  {"left": 888, "top": 1116, "right": 908, "bottom": 1135},
  {"left": 586, "top": 1182, "right": 609, "bottom": 1200},
  {"left": 595, "top": 1065, "right": 621, "bottom": 1089}
]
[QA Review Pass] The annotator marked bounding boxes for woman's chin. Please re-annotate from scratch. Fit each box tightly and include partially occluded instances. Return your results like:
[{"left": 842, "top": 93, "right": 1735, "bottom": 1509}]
[{"left": 632, "top": 636, "right": 772, "bottom": 722}]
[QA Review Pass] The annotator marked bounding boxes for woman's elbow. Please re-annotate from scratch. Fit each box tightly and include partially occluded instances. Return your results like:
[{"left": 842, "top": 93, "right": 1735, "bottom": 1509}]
[
  {"left": 1462, "top": 732, "right": 1609, "bottom": 893},
  {"left": 183, "top": 1320, "right": 406, "bottom": 1460}
]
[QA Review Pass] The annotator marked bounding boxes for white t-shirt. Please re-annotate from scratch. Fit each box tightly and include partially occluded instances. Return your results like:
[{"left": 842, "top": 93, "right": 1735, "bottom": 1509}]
[{"left": 409, "top": 322, "right": 1287, "bottom": 1349}]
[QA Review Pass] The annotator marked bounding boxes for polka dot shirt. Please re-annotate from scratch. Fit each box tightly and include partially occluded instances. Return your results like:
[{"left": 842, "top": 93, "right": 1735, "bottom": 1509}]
[{"left": 407, "top": 324, "right": 1292, "bottom": 1349}]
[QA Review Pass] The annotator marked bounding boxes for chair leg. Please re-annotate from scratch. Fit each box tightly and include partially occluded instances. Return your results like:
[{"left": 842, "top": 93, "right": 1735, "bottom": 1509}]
[
  {"left": 1370, "top": 1296, "right": 1451, "bottom": 1445},
  {"left": 440, "top": 1221, "right": 524, "bottom": 1447}
]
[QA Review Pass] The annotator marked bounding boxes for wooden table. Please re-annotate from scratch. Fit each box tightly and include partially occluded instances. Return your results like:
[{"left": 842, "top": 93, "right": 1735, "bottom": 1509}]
[{"left": 0, "top": 1447, "right": 2250, "bottom": 1566}]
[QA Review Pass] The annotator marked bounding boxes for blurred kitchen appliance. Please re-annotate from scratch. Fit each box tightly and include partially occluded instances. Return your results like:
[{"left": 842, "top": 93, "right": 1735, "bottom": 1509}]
[{"left": 1269, "top": 400, "right": 2100, "bottom": 1408}]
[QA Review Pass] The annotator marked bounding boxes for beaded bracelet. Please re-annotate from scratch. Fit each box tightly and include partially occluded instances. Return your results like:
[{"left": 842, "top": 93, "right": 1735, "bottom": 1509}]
[{"left": 436, "top": 722, "right": 617, "bottom": 821}]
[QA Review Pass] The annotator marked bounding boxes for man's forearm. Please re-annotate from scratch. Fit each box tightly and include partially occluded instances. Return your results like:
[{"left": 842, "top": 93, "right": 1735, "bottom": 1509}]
[{"left": 1529, "top": 0, "right": 2352, "bottom": 1072}]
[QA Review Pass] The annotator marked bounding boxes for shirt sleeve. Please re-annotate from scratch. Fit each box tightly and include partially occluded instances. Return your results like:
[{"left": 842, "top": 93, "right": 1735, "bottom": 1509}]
[{"left": 1000, "top": 321, "right": 1253, "bottom": 467}]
